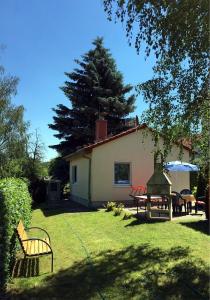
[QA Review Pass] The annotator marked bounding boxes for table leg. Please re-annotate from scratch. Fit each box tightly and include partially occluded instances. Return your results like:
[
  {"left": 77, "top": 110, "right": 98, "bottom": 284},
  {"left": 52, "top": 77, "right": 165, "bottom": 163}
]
[{"left": 189, "top": 201, "right": 192, "bottom": 213}]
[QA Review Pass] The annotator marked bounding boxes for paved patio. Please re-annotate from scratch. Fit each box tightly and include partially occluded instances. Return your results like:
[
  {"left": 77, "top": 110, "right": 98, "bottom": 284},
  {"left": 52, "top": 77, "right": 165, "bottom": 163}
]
[{"left": 125, "top": 206, "right": 206, "bottom": 221}]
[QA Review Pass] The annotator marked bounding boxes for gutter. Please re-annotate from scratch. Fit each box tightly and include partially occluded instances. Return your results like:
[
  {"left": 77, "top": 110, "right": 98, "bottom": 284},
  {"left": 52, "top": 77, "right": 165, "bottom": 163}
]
[{"left": 83, "top": 155, "right": 92, "bottom": 208}]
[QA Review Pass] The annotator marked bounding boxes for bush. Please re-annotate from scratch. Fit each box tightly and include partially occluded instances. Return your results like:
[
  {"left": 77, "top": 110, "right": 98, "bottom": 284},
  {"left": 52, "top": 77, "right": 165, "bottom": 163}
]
[
  {"left": 104, "top": 201, "right": 116, "bottom": 212},
  {"left": 63, "top": 183, "right": 70, "bottom": 199},
  {"left": 192, "top": 186, "right": 197, "bottom": 197},
  {"left": 0, "top": 178, "right": 32, "bottom": 293},
  {"left": 123, "top": 211, "right": 133, "bottom": 220},
  {"left": 29, "top": 178, "right": 47, "bottom": 203},
  {"left": 113, "top": 203, "right": 124, "bottom": 216}
]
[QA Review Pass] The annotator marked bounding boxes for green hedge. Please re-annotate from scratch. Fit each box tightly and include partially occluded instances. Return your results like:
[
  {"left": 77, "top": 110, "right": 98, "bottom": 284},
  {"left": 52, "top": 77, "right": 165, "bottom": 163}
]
[{"left": 0, "top": 178, "right": 32, "bottom": 293}]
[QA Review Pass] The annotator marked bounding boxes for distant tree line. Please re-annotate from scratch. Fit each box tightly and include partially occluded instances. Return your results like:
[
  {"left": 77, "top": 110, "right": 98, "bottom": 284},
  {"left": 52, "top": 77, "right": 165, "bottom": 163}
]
[{"left": 0, "top": 64, "right": 48, "bottom": 201}]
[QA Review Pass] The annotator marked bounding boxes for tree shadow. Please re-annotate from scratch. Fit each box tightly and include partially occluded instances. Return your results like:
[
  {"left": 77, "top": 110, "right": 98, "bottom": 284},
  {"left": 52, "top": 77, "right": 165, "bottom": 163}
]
[
  {"left": 179, "top": 220, "right": 210, "bottom": 236},
  {"left": 8, "top": 244, "right": 209, "bottom": 300},
  {"left": 33, "top": 200, "right": 97, "bottom": 217}
]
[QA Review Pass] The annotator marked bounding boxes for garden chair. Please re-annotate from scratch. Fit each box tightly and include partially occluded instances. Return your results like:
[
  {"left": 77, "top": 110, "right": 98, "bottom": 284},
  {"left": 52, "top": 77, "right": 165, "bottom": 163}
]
[
  {"left": 16, "top": 220, "right": 53, "bottom": 272},
  {"left": 129, "top": 185, "right": 147, "bottom": 211},
  {"left": 180, "top": 189, "right": 194, "bottom": 212},
  {"left": 171, "top": 191, "right": 186, "bottom": 214},
  {"left": 195, "top": 196, "right": 206, "bottom": 213},
  {"left": 180, "top": 189, "right": 192, "bottom": 195}
]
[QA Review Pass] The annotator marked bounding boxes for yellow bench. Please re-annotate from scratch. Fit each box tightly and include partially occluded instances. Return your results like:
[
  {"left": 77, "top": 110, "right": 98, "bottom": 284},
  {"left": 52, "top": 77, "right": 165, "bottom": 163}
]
[{"left": 16, "top": 220, "right": 53, "bottom": 272}]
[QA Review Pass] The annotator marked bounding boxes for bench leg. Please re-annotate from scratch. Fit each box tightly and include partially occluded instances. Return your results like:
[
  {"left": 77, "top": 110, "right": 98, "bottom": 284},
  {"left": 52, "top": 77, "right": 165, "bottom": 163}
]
[
  {"left": 51, "top": 252, "right": 54, "bottom": 272},
  {"left": 23, "top": 254, "right": 26, "bottom": 274}
]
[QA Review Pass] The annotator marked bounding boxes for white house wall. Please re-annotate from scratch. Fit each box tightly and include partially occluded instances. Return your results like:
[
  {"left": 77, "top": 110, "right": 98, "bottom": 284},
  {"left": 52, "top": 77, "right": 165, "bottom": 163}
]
[
  {"left": 69, "top": 156, "right": 90, "bottom": 206},
  {"left": 91, "top": 129, "right": 190, "bottom": 205}
]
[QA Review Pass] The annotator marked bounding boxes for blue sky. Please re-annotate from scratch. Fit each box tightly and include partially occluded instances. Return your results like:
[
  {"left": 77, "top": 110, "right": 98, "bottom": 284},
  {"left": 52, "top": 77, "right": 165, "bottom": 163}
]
[{"left": 0, "top": 0, "right": 155, "bottom": 161}]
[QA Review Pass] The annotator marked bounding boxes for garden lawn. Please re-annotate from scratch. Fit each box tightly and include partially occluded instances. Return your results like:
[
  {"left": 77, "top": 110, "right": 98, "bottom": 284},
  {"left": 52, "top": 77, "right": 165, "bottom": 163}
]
[{"left": 8, "top": 208, "right": 210, "bottom": 300}]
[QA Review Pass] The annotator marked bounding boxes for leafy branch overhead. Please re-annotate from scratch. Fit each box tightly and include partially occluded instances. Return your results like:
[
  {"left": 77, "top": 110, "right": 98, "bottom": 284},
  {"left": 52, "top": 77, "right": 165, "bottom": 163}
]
[{"left": 103, "top": 0, "right": 208, "bottom": 171}]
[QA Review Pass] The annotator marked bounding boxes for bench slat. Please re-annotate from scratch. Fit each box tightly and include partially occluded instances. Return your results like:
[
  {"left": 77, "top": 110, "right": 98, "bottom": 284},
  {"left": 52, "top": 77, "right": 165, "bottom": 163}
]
[
  {"left": 22, "top": 238, "right": 51, "bottom": 255},
  {"left": 17, "top": 220, "right": 28, "bottom": 241}
]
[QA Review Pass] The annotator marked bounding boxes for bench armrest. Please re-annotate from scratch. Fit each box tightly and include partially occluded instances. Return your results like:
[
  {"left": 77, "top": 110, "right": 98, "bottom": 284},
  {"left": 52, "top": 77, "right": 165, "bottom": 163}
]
[{"left": 27, "top": 227, "right": 51, "bottom": 242}]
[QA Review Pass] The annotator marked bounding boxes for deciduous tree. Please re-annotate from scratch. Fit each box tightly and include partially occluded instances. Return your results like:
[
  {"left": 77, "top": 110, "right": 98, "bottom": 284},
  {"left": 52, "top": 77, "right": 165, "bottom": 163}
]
[
  {"left": 0, "top": 66, "right": 28, "bottom": 178},
  {"left": 103, "top": 0, "right": 208, "bottom": 167}
]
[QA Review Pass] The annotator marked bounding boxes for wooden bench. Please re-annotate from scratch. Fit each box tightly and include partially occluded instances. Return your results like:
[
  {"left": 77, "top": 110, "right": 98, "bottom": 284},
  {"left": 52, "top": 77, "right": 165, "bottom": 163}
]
[{"left": 16, "top": 220, "right": 53, "bottom": 272}]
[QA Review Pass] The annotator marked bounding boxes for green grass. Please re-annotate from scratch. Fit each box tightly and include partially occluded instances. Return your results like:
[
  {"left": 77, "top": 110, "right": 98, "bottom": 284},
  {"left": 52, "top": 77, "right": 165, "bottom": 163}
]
[{"left": 8, "top": 208, "right": 210, "bottom": 300}]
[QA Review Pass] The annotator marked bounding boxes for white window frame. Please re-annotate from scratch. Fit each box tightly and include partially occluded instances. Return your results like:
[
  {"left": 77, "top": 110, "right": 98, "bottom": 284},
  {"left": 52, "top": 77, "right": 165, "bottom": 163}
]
[
  {"left": 114, "top": 162, "right": 131, "bottom": 186},
  {"left": 72, "top": 165, "right": 77, "bottom": 184}
]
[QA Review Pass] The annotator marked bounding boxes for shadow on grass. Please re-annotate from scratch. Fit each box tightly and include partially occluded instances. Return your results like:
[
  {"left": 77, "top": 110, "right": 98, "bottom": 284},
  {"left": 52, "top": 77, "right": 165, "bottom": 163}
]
[
  {"left": 8, "top": 244, "right": 209, "bottom": 300},
  {"left": 180, "top": 220, "right": 210, "bottom": 236},
  {"left": 125, "top": 218, "right": 168, "bottom": 227},
  {"left": 33, "top": 200, "right": 96, "bottom": 217},
  {"left": 12, "top": 258, "right": 39, "bottom": 278}
]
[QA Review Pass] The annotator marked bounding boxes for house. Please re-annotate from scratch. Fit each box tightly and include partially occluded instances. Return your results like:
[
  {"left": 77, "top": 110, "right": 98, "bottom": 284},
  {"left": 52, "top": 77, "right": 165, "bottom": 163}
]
[{"left": 64, "top": 120, "right": 191, "bottom": 207}]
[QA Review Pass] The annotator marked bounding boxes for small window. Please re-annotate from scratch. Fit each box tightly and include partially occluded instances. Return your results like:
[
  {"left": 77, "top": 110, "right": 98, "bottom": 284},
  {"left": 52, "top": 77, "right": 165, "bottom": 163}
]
[
  {"left": 72, "top": 165, "right": 77, "bottom": 183},
  {"left": 114, "top": 163, "right": 130, "bottom": 185}
]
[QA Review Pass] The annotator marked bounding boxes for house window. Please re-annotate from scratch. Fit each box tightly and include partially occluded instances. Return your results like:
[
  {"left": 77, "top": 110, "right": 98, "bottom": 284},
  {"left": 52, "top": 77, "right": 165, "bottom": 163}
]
[
  {"left": 72, "top": 165, "right": 77, "bottom": 184},
  {"left": 114, "top": 163, "right": 130, "bottom": 185}
]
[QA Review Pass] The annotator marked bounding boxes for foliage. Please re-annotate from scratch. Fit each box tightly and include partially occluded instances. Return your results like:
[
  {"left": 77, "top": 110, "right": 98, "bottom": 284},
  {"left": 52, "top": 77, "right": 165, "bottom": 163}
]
[
  {"left": 48, "top": 156, "right": 69, "bottom": 185},
  {"left": 104, "top": 201, "right": 117, "bottom": 212},
  {"left": 191, "top": 186, "right": 197, "bottom": 198},
  {"left": 103, "top": 0, "right": 208, "bottom": 169},
  {"left": 123, "top": 210, "right": 133, "bottom": 220},
  {"left": 63, "top": 183, "right": 70, "bottom": 199},
  {"left": 29, "top": 178, "right": 47, "bottom": 204},
  {"left": 0, "top": 66, "right": 29, "bottom": 178},
  {"left": 0, "top": 178, "right": 32, "bottom": 292},
  {"left": 23, "top": 130, "right": 47, "bottom": 181},
  {"left": 113, "top": 203, "right": 124, "bottom": 216},
  {"left": 48, "top": 157, "right": 69, "bottom": 199},
  {"left": 0, "top": 66, "right": 46, "bottom": 181},
  {"left": 49, "top": 37, "right": 135, "bottom": 155}
]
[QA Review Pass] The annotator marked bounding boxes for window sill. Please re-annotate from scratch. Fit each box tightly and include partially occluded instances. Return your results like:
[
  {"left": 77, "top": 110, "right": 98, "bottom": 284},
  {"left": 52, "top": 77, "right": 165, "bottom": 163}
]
[{"left": 113, "top": 184, "right": 131, "bottom": 187}]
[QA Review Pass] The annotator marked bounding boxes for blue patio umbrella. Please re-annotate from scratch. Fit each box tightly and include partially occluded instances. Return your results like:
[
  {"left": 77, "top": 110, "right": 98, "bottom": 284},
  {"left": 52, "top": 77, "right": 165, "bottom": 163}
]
[{"left": 164, "top": 161, "right": 199, "bottom": 172}]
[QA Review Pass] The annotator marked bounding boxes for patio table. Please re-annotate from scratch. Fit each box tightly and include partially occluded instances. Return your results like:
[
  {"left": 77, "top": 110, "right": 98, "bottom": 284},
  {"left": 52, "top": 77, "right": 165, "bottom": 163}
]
[
  {"left": 135, "top": 195, "right": 163, "bottom": 214},
  {"left": 180, "top": 194, "right": 196, "bottom": 213}
]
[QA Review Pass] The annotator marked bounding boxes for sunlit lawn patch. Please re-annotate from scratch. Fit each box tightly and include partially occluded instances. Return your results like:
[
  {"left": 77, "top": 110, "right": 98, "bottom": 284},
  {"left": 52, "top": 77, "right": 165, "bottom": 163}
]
[{"left": 8, "top": 208, "right": 210, "bottom": 300}]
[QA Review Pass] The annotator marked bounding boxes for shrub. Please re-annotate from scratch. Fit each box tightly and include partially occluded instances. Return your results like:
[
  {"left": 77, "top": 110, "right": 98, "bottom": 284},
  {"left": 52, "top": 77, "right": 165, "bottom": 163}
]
[
  {"left": 192, "top": 186, "right": 197, "bottom": 197},
  {"left": 29, "top": 178, "right": 47, "bottom": 203},
  {"left": 104, "top": 201, "right": 117, "bottom": 212},
  {"left": 123, "top": 211, "right": 133, "bottom": 220},
  {"left": 113, "top": 203, "right": 124, "bottom": 216},
  {"left": 63, "top": 183, "right": 70, "bottom": 199},
  {"left": 0, "top": 178, "right": 32, "bottom": 293}
]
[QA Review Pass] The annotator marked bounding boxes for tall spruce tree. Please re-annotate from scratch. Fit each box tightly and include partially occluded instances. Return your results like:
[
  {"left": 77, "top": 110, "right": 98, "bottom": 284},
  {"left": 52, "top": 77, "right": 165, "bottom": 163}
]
[{"left": 49, "top": 37, "right": 135, "bottom": 155}]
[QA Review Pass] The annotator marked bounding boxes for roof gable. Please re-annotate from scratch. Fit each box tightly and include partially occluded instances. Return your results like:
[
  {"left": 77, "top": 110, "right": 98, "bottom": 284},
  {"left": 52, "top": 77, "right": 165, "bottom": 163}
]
[{"left": 64, "top": 123, "right": 191, "bottom": 161}]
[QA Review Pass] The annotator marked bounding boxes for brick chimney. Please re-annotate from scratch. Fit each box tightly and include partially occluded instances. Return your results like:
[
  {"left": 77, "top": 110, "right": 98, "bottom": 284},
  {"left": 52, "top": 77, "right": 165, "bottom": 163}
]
[{"left": 95, "top": 119, "right": 107, "bottom": 142}]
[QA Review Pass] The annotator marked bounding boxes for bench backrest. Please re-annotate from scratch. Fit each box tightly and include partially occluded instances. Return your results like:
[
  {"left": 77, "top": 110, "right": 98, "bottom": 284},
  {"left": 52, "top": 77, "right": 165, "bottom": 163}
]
[{"left": 16, "top": 220, "right": 28, "bottom": 253}]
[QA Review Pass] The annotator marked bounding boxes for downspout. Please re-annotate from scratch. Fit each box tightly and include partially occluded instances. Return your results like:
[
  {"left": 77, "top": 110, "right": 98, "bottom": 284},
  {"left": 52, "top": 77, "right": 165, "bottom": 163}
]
[{"left": 83, "top": 155, "right": 92, "bottom": 208}]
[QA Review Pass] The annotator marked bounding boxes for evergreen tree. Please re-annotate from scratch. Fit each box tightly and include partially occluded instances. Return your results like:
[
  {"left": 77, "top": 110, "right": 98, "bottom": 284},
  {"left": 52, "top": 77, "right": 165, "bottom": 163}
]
[{"left": 49, "top": 37, "right": 135, "bottom": 155}]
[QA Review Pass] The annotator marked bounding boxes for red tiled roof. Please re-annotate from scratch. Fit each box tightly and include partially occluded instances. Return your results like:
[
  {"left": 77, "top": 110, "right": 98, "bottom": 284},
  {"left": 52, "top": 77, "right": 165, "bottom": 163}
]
[
  {"left": 83, "top": 123, "right": 147, "bottom": 151},
  {"left": 64, "top": 123, "right": 191, "bottom": 160}
]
